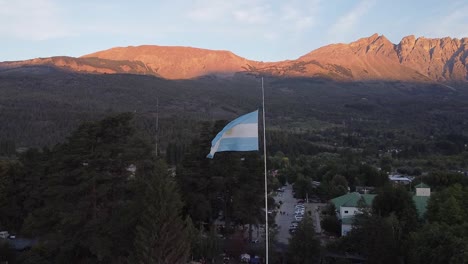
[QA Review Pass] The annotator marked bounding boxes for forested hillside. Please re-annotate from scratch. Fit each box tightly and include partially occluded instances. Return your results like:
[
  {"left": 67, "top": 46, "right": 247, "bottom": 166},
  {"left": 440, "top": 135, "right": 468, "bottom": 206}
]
[{"left": 1, "top": 67, "right": 468, "bottom": 154}]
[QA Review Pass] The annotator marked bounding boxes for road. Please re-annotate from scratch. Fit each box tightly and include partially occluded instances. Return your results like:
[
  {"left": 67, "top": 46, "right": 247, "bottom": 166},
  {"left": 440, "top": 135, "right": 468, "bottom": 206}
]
[
  {"left": 273, "top": 184, "right": 326, "bottom": 245},
  {"left": 273, "top": 184, "right": 296, "bottom": 244}
]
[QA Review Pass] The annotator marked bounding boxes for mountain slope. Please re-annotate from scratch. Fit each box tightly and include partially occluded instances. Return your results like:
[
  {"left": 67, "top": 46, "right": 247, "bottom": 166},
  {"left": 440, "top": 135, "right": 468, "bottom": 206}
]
[
  {"left": 1, "top": 34, "right": 467, "bottom": 81},
  {"left": 82, "top": 45, "right": 256, "bottom": 79},
  {"left": 290, "top": 34, "right": 468, "bottom": 81},
  {"left": 0, "top": 56, "right": 159, "bottom": 76},
  {"left": 294, "top": 34, "right": 427, "bottom": 81},
  {"left": 397, "top": 35, "right": 468, "bottom": 81}
]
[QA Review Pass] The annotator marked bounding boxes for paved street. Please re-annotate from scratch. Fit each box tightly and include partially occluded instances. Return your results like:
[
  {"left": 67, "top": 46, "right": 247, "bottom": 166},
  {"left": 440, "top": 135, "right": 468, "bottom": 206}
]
[
  {"left": 273, "top": 184, "right": 296, "bottom": 244},
  {"left": 273, "top": 184, "right": 326, "bottom": 245}
]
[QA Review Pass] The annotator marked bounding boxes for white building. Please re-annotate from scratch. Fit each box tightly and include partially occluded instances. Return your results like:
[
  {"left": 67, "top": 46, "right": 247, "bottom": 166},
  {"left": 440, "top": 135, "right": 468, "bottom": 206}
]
[
  {"left": 415, "top": 183, "right": 431, "bottom": 196},
  {"left": 330, "top": 183, "right": 431, "bottom": 236},
  {"left": 330, "top": 192, "right": 376, "bottom": 236}
]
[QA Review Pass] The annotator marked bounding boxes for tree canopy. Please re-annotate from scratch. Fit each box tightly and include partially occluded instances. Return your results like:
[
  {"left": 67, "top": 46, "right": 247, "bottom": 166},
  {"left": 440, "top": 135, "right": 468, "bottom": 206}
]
[{"left": 287, "top": 216, "right": 320, "bottom": 264}]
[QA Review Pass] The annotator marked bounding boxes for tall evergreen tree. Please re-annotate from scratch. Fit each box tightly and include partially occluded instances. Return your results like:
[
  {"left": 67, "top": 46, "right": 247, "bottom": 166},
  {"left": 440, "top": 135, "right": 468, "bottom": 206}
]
[
  {"left": 372, "top": 185, "right": 419, "bottom": 234},
  {"left": 177, "top": 120, "right": 264, "bottom": 231},
  {"left": 231, "top": 152, "right": 264, "bottom": 241},
  {"left": 0, "top": 159, "right": 26, "bottom": 231},
  {"left": 133, "top": 160, "right": 191, "bottom": 264},
  {"left": 22, "top": 113, "right": 153, "bottom": 263},
  {"left": 176, "top": 122, "right": 213, "bottom": 225},
  {"left": 407, "top": 223, "right": 468, "bottom": 264},
  {"left": 287, "top": 216, "right": 320, "bottom": 264},
  {"left": 426, "top": 184, "right": 468, "bottom": 225}
]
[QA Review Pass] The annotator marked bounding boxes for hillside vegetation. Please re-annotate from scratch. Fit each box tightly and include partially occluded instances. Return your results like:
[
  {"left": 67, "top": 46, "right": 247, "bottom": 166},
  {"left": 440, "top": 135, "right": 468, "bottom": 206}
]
[{"left": 0, "top": 68, "right": 467, "bottom": 156}]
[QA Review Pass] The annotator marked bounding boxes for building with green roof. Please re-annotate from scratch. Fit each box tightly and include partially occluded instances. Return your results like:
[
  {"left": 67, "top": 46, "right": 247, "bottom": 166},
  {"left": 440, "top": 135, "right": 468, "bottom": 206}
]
[
  {"left": 331, "top": 192, "right": 376, "bottom": 236},
  {"left": 330, "top": 185, "right": 430, "bottom": 236}
]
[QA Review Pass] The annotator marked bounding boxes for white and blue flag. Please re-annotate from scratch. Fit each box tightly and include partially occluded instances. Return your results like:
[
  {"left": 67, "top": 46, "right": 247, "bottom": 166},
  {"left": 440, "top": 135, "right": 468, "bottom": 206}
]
[{"left": 207, "top": 110, "right": 259, "bottom": 158}]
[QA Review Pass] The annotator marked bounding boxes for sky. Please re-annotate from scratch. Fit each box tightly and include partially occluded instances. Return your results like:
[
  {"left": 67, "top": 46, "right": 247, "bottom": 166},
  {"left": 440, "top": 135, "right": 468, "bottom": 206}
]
[{"left": 1, "top": 0, "right": 467, "bottom": 62}]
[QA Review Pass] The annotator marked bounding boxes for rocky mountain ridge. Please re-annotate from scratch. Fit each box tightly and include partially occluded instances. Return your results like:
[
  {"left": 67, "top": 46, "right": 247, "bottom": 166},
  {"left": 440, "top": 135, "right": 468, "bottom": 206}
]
[{"left": 1, "top": 34, "right": 467, "bottom": 81}]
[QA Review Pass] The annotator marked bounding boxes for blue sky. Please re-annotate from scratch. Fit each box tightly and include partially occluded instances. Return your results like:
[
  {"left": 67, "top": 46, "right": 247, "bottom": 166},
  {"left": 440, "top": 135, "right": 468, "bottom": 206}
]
[{"left": 1, "top": 0, "right": 467, "bottom": 62}]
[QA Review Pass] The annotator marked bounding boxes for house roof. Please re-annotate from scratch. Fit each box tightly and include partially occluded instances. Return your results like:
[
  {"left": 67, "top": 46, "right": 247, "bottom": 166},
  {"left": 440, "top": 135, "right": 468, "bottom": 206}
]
[
  {"left": 331, "top": 192, "right": 376, "bottom": 208},
  {"left": 389, "top": 176, "right": 412, "bottom": 182},
  {"left": 412, "top": 195, "right": 429, "bottom": 218},
  {"left": 415, "top": 183, "right": 430, "bottom": 189},
  {"left": 331, "top": 193, "right": 358, "bottom": 208},
  {"left": 334, "top": 192, "right": 430, "bottom": 228},
  {"left": 361, "top": 194, "right": 376, "bottom": 206}
]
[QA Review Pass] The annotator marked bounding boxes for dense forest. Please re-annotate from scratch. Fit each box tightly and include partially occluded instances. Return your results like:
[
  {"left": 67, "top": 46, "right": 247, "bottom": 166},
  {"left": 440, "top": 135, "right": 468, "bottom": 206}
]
[
  {"left": 1, "top": 69, "right": 468, "bottom": 263},
  {"left": 1, "top": 68, "right": 468, "bottom": 149}
]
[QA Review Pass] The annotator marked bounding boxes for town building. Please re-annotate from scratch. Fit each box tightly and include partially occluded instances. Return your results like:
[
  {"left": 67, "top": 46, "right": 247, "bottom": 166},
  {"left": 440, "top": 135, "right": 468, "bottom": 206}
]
[{"left": 331, "top": 183, "right": 430, "bottom": 236}]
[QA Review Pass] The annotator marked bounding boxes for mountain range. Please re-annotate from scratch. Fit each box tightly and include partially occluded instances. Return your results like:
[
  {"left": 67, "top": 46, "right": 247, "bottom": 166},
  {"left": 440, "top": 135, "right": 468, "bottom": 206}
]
[
  {"left": 1, "top": 34, "right": 467, "bottom": 82},
  {"left": 1, "top": 33, "right": 468, "bottom": 149}
]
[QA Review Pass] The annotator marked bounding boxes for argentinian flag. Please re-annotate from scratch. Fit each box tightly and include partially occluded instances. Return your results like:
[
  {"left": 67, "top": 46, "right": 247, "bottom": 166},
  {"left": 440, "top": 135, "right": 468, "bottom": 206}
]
[{"left": 207, "top": 110, "right": 259, "bottom": 158}]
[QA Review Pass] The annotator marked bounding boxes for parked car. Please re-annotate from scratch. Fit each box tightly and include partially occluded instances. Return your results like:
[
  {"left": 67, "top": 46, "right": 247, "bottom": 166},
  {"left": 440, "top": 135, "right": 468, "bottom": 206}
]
[
  {"left": 220, "top": 253, "right": 230, "bottom": 263},
  {"left": 295, "top": 215, "right": 304, "bottom": 221},
  {"left": 240, "top": 253, "right": 251, "bottom": 263},
  {"left": 0, "top": 231, "right": 9, "bottom": 239},
  {"left": 276, "top": 187, "right": 285, "bottom": 192},
  {"left": 250, "top": 256, "right": 261, "bottom": 264}
]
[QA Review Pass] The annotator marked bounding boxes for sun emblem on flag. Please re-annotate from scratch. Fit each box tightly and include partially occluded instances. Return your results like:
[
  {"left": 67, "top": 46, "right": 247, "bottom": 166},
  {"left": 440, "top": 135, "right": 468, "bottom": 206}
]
[{"left": 225, "top": 128, "right": 233, "bottom": 135}]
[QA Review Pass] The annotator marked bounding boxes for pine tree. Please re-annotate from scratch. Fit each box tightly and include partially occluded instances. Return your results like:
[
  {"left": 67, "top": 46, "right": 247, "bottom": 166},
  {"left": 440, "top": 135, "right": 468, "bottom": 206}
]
[
  {"left": 133, "top": 160, "right": 191, "bottom": 264},
  {"left": 287, "top": 216, "right": 320, "bottom": 264},
  {"left": 176, "top": 122, "right": 213, "bottom": 226},
  {"left": 22, "top": 113, "right": 153, "bottom": 262},
  {"left": 0, "top": 159, "right": 26, "bottom": 232}
]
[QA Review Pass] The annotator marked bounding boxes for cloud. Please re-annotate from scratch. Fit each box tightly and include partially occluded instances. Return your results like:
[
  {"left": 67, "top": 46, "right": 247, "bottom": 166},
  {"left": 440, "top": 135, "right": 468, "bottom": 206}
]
[
  {"left": 187, "top": 0, "right": 236, "bottom": 21},
  {"left": 0, "top": 0, "right": 325, "bottom": 61},
  {"left": 187, "top": 0, "right": 274, "bottom": 24},
  {"left": 421, "top": 3, "right": 468, "bottom": 38},
  {"left": 187, "top": 4, "right": 229, "bottom": 21},
  {"left": 279, "top": 3, "right": 318, "bottom": 32},
  {"left": 186, "top": 0, "right": 321, "bottom": 37},
  {"left": 232, "top": 5, "right": 272, "bottom": 24},
  {"left": 328, "top": 0, "right": 375, "bottom": 41},
  {"left": 0, "top": 0, "right": 71, "bottom": 40}
]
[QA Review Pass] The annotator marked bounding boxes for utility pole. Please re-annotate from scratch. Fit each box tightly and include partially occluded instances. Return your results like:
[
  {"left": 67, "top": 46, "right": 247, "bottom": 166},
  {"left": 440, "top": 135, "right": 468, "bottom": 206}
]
[{"left": 155, "top": 97, "right": 159, "bottom": 157}]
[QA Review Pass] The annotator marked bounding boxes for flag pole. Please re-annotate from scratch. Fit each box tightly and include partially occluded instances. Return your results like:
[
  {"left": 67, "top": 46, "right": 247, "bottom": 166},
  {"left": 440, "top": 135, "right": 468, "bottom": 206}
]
[{"left": 262, "top": 76, "right": 269, "bottom": 264}]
